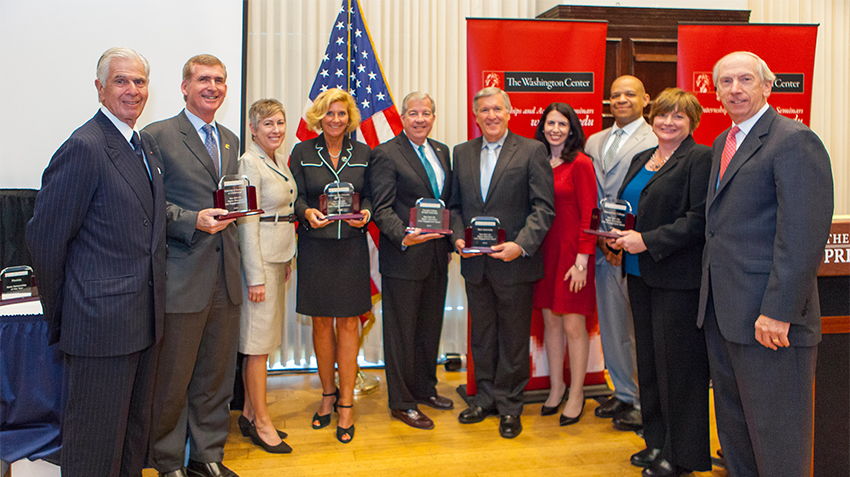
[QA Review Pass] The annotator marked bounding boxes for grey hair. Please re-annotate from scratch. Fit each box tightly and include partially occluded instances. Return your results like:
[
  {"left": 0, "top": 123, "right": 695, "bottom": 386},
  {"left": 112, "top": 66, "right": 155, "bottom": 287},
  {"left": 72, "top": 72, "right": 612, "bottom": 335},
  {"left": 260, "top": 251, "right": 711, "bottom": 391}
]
[
  {"left": 96, "top": 47, "right": 150, "bottom": 88},
  {"left": 473, "top": 87, "right": 511, "bottom": 114},
  {"left": 401, "top": 92, "right": 436, "bottom": 115},
  {"left": 712, "top": 51, "right": 776, "bottom": 86}
]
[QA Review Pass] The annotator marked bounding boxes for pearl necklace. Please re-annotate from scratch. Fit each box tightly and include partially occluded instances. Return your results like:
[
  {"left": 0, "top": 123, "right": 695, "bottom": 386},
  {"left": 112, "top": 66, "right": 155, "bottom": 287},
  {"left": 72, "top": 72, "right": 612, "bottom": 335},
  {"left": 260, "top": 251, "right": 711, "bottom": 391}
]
[{"left": 646, "top": 150, "right": 671, "bottom": 171}]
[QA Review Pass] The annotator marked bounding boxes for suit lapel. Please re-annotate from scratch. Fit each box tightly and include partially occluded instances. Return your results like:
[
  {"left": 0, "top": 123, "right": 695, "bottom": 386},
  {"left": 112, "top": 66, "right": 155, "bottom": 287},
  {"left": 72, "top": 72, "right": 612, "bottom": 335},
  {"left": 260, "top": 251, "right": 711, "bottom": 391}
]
[
  {"left": 466, "top": 137, "right": 484, "bottom": 205},
  {"left": 95, "top": 112, "right": 154, "bottom": 220},
  {"left": 177, "top": 111, "right": 218, "bottom": 183},
  {"left": 218, "top": 126, "right": 235, "bottom": 175},
  {"left": 714, "top": 108, "right": 774, "bottom": 197},
  {"left": 485, "top": 132, "right": 517, "bottom": 204}
]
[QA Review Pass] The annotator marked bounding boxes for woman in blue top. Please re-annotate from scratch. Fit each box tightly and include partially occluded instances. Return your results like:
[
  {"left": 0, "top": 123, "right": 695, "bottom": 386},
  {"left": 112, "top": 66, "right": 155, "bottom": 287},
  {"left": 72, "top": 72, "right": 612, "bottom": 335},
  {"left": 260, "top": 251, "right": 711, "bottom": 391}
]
[{"left": 607, "top": 88, "right": 712, "bottom": 477}]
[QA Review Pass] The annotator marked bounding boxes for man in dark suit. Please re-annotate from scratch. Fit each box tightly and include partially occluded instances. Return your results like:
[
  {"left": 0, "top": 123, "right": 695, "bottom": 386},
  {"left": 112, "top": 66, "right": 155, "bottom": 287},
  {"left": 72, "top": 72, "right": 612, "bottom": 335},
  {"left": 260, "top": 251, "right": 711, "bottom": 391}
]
[
  {"left": 584, "top": 75, "right": 657, "bottom": 431},
  {"left": 370, "top": 92, "right": 455, "bottom": 430},
  {"left": 449, "top": 87, "right": 555, "bottom": 438},
  {"left": 27, "top": 47, "right": 166, "bottom": 477},
  {"left": 143, "top": 55, "right": 242, "bottom": 477},
  {"left": 698, "top": 51, "right": 833, "bottom": 477}
]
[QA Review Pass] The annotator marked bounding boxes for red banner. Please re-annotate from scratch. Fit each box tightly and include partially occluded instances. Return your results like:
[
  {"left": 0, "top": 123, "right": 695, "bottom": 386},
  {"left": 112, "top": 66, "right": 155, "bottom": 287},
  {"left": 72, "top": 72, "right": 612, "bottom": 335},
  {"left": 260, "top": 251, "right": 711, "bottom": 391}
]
[
  {"left": 677, "top": 24, "right": 818, "bottom": 146},
  {"left": 465, "top": 18, "right": 608, "bottom": 395}
]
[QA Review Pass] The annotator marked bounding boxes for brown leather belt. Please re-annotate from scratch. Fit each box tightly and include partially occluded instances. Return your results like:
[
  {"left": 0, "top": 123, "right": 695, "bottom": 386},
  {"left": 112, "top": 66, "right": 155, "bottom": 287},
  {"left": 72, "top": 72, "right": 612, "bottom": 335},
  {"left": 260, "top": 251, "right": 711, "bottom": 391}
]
[{"left": 259, "top": 214, "right": 298, "bottom": 223}]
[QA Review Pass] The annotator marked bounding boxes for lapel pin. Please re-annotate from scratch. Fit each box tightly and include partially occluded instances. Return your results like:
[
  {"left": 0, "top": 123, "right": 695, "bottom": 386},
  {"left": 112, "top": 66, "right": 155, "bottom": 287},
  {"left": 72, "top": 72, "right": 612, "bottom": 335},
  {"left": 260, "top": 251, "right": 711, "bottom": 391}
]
[{"left": 225, "top": 144, "right": 230, "bottom": 150}]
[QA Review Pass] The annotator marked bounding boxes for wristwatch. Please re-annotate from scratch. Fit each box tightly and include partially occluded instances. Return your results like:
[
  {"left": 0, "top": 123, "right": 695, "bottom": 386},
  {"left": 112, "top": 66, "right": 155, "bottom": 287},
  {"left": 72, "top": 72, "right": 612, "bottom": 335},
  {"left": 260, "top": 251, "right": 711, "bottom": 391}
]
[{"left": 574, "top": 263, "right": 586, "bottom": 272}]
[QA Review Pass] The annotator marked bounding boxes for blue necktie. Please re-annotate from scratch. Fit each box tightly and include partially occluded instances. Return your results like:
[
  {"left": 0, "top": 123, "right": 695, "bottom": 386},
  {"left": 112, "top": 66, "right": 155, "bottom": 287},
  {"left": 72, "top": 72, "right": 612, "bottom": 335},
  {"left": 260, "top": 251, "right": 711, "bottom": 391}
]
[
  {"left": 480, "top": 143, "right": 499, "bottom": 201},
  {"left": 202, "top": 123, "right": 220, "bottom": 177},
  {"left": 416, "top": 144, "right": 440, "bottom": 198}
]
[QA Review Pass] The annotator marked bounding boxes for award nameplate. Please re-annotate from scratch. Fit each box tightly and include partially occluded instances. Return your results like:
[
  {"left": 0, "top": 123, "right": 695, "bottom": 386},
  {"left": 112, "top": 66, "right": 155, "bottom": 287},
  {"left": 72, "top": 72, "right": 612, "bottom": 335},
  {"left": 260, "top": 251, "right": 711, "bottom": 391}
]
[
  {"left": 1, "top": 265, "right": 34, "bottom": 302},
  {"left": 213, "top": 175, "right": 264, "bottom": 220},
  {"left": 320, "top": 182, "right": 363, "bottom": 220},
  {"left": 407, "top": 198, "right": 451, "bottom": 235},
  {"left": 462, "top": 216, "right": 505, "bottom": 254},
  {"left": 584, "top": 198, "right": 635, "bottom": 238}
]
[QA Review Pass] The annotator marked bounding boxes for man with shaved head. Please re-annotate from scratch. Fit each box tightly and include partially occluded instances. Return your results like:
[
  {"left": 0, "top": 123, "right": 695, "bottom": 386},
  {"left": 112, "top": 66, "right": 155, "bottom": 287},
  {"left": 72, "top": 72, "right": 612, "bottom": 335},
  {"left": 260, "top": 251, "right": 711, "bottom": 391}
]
[{"left": 585, "top": 75, "right": 657, "bottom": 436}]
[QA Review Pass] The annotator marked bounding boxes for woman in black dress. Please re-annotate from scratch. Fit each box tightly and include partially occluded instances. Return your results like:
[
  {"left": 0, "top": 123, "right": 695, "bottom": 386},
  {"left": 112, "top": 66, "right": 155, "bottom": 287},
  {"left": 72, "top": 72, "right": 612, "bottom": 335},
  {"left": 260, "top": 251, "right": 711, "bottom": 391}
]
[{"left": 290, "top": 89, "right": 372, "bottom": 444}]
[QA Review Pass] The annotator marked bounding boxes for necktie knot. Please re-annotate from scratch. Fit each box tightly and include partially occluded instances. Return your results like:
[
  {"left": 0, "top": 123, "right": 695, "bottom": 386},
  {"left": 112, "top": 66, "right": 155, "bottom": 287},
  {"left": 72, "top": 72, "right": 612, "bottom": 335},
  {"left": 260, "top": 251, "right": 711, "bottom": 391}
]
[{"left": 131, "top": 131, "right": 142, "bottom": 151}]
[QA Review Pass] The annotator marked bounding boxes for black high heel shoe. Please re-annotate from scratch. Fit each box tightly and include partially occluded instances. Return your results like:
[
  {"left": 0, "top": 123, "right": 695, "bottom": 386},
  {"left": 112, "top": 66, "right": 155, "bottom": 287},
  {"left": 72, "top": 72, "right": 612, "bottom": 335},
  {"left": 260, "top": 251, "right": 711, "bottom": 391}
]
[
  {"left": 559, "top": 398, "right": 586, "bottom": 426},
  {"left": 312, "top": 388, "right": 340, "bottom": 429},
  {"left": 249, "top": 423, "right": 293, "bottom": 454},
  {"left": 238, "top": 414, "right": 288, "bottom": 439},
  {"left": 336, "top": 404, "right": 354, "bottom": 444},
  {"left": 541, "top": 390, "right": 567, "bottom": 416}
]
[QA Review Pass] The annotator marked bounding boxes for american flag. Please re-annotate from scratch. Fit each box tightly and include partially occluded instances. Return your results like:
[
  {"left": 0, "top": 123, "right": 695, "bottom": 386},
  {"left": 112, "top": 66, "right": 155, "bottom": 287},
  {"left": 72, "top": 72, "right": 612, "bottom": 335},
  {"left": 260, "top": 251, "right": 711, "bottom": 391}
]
[
  {"left": 296, "top": 0, "right": 400, "bottom": 328},
  {"left": 295, "top": 0, "right": 403, "bottom": 147}
]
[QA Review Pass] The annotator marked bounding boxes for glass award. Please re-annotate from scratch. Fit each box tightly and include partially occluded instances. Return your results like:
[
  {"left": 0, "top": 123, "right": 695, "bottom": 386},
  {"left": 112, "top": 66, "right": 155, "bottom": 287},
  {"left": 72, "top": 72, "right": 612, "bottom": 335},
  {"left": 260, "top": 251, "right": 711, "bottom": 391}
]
[
  {"left": 407, "top": 198, "right": 451, "bottom": 235},
  {"left": 213, "top": 175, "right": 264, "bottom": 220},
  {"left": 1, "top": 265, "right": 34, "bottom": 302},
  {"left": 320, "top": 182, "right": 363, "bottom": 220},
  {"left": 462, "top": 216, "right": 505, "bottom": 254},
  {"left": 584, "top": 198, "right": 635, "bottom": 238}
]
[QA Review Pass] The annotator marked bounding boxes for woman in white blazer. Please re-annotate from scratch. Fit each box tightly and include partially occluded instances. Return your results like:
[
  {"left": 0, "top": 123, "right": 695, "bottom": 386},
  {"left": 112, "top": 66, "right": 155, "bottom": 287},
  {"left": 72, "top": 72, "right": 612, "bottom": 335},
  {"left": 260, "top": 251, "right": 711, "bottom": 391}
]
[{"left": 236, "top": 99, "right": 297, "bottom": 453}]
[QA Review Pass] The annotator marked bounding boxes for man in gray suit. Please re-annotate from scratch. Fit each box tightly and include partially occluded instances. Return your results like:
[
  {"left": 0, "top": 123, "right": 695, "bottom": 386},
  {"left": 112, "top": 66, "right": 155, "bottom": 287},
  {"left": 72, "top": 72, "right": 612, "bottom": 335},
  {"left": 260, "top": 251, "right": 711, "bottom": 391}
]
[
  {"left": 27, "top": 47, "right": 166, "bottom": 477},
  {"left": 584, "top": 75, "right": 656, "bottom": 431},
  {"left": 449, "top": 88, "right": 555, "bottom": 439},
  {"left": 698, "top": 51, "right": 833, "bottom": 477},
  {"left": 370, "top": 92, "right": 455, "bottom": 430},
  {"left": 143, "top": 54, "right": 242, "bottom": 477}
]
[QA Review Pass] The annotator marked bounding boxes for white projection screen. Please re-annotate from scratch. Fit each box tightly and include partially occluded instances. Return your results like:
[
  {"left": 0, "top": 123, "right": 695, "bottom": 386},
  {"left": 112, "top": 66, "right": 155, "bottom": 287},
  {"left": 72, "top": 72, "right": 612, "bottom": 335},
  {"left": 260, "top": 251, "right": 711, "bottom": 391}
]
[{"left": 0, "top": 0, "right": 244, "bottom": 189}]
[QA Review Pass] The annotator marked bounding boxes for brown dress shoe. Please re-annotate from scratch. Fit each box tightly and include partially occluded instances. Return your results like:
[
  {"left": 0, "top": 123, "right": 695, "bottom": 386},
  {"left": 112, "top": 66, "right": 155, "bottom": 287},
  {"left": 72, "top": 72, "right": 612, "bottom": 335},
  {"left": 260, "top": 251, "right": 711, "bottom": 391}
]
[
  {"left": 417, "top": 395, "right": 454, "bottom": 410},
  {"left": 391, "top": 408, "right": 435, "bottom": 429}
]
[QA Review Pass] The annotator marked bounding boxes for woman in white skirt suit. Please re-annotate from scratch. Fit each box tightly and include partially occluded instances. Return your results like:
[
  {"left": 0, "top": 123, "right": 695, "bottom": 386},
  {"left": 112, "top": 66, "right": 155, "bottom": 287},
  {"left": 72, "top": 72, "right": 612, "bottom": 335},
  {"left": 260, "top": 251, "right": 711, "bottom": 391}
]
[{"left": 236, "top": 99, "right": 296, "bottom": 453}]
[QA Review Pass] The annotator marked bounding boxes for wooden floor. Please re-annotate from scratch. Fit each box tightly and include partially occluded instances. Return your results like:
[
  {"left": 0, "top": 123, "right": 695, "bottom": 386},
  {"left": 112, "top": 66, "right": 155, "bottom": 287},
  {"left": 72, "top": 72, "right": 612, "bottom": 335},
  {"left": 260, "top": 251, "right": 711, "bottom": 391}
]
[{"left": 144, "top": 368, "right": 727, "bottom": 477}]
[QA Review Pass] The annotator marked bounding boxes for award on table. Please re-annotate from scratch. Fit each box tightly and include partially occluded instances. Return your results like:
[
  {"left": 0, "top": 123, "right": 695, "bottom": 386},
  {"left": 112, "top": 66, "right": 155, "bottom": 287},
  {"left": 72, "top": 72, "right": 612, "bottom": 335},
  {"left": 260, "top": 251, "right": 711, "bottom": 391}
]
[
  {"left": 1, "top": 265, "right": 34, "bottom": 302},
  {"left": 320, "top": 181, "right": 364, "bottom": 220},
  {"left": 584, "top": 198, "right": 635, "bottom": 238},
  {"left": 462, "top": 216, "right": 505, "bottom": 254},
  {"left": 213, "top": 175, "right": 264, "bottom": 220},
  {"left": 407, "top": 198, "right": 451, "bottom": 235}
]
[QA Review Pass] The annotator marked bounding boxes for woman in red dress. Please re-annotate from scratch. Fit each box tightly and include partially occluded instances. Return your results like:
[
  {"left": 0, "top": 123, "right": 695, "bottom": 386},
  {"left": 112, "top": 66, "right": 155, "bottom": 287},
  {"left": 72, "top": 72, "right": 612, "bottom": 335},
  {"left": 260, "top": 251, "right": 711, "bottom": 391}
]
[{"left": 533, "top": 103, "right": 597, "bottom": 425}]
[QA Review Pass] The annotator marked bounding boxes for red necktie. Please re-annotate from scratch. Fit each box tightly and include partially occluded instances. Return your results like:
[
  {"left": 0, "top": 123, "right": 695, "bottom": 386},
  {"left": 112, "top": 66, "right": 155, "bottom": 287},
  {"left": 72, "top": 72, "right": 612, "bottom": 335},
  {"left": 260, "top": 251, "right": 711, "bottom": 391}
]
[{"left": 718, "top": 126, "right": 740, "bottom": 181}]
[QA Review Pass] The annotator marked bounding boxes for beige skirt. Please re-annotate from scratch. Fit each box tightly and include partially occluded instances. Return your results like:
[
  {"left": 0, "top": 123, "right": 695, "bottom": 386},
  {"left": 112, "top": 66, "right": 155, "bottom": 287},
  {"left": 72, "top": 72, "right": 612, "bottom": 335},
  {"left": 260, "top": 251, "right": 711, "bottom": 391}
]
[{"left": 238, "top": 260, "right": 289, "bottom": 355}]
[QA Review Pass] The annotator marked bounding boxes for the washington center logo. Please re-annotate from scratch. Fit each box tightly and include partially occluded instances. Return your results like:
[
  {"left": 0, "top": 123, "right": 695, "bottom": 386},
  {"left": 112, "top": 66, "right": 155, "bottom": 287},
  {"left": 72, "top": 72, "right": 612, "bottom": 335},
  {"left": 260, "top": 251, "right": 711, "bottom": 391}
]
[
  {"left": 694, "top": 72, "right": 713, "bottom": 93},
  {"left": 483, "top": 71, "right": 504, "bottom": 89}
]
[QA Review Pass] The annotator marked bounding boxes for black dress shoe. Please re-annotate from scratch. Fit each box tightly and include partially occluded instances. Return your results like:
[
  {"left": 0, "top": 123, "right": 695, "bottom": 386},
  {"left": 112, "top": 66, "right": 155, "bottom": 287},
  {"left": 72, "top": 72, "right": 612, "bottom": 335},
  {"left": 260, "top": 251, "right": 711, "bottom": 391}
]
[
  {"left": 237, "top": 414, "right": 287, "bottom": 439},
  {"left": 248, "top": 423, "right": 293, "bottom": 454},
  {"left": 594, "top": 396, "right": 633, "bottom": 418},
  {"left": 559, "top": 399, "right": 585, "bottom": 426},
  {"left": 457, "top": 405, "right": 497, "bottom": 424},
  {"left": 642, "top": 458, "right": 691, "bottom": 477},
  {"left": 186, "top": 460, "right": 239, "bottom": 477},
  {"left": 499, "top": 415, "right": 522, "bottom": 438},
  {"left": 391, "top": 408, "right": 435, "bottom": 429},
  {"left": 417, "top": 395, "right": 455, "bottom": 410},
  {"left": 631, "top": 447, "right": 661, "bottom": 468},
  {"left": 613, "top": 408, "right": 643, "bottom": 431},
  {"left": 159, "top": 470, "right": 188, "bottom": 477}
]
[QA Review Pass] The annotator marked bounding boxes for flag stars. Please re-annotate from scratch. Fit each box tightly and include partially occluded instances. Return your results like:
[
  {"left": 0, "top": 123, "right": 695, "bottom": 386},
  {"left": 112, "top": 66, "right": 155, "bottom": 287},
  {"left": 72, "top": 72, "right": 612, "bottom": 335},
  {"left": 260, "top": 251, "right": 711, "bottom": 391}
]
[
  {"left": 366, "top": 85, "right": 372, "bottom": 93},
  {"left": 356, "top": 80, "right": 362, "bottom": 88},
  {"left": 320, "top": 69, "right": 329, "bottom": 78},
  {"left": 361, "top": 99, "right": 370, "bottom": 109},
  {"left": 322, "top": 54, "right": 329, "bottom": 62},
  {"left": 335, "top": 53, "right": 344, "bottom": 62},
  {"left": 376, "top": 92, "right": 385, "bottom": 101},
  {"left": 357, "top": 64, "right": 366, "bottom": 73},
  {"left": 355, "top": 29, "right": 363, "bottom": 37},
  {"left": 335, "top": 69, "right": 344, "bottom": 77},
  {"left": 350, "top": 72, "right": 356, "bottom": 81},
  {"left": 368, "top": 71, "right": 377, "bottom": 81},
  {"left": 320, "top": 84, "right": 328, "bottom": 92},
  {"left": 362, "top": 51, "right": 369, "bottom": 59},
  {"left": 336, "top": 21, "right": 345, "bottom": 30},
  {"left": 336, "top": 36, "right": 345, "bottom": 45}
]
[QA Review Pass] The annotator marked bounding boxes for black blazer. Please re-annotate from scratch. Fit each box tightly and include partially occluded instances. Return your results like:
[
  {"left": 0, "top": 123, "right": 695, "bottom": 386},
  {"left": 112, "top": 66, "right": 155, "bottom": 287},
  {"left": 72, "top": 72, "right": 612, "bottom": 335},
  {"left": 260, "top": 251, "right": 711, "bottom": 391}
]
[
  {"left": 370, "top": 132, "right": 452, "bottom": 281},
  {"left": 617, "top": 135, "right": 711, "bottom": 290},
  {"left": 27, "top": 110, "right": 166, "bottom": 356},
  {"left": 290, "top": 134, "right": 372, "bottom": 240},
  {"left": 448, "top": 131, "right": 555, "bottom": 286}
]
